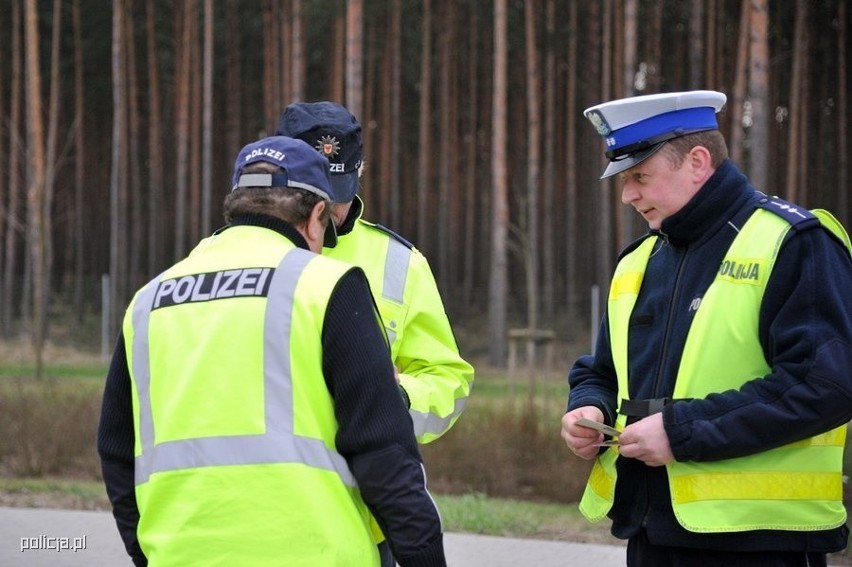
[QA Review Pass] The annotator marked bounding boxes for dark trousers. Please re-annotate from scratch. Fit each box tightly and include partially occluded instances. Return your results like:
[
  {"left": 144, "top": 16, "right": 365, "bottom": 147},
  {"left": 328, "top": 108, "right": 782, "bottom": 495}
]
[{"left": 627, "top": 529, "right": 828, "bottom": 567}]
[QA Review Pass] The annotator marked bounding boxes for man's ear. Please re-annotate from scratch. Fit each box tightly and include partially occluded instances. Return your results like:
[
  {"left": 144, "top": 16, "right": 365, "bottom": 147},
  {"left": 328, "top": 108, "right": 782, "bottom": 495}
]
[
  {"left": 688, "top": 145, "right": 713, "bottom": 183},
  {"left": 306, "top": 200, "right": 328, "bottom": 248},
  {"left": 308, "top": 200, "right": 327, "bottom": 239}
]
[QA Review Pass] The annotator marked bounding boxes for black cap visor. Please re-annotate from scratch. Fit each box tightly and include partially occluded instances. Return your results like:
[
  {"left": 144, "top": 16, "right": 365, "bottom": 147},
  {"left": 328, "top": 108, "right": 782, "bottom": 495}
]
[{"left": 600, "top": 142, "right": 666, "bottom": 179}]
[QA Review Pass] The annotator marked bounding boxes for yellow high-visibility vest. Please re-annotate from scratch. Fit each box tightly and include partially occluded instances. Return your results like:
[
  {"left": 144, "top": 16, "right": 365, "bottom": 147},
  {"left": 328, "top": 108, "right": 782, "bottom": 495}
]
[
  {"left": 326, "top": 202, "right": 474, "bottom": 445},
  {"left": 580, "top": 209, "right": 847, "bottom": 533},
  {"left": 124, "top": 225, "right": 379, "bottom": 565}
]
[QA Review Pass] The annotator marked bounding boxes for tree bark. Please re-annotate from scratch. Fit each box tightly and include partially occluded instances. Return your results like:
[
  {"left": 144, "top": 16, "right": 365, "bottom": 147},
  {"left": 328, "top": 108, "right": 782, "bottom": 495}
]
[
  {"left": 174, "top": 3, "right": 192, "bottom": 258},
  {"left": 110, "top": 0, "right": 129, "bottom": 345},
  {"left": 388, "top": 0, "right": 402, "bottom": 229},
  {"left": 837, "top": 0, "right": 848, "bottom": 223},
  {"left": 72, "top": 0, "right": 85, "bottom": 323},
  {"left": 621, "top": 0, "right": 638, "bottom": 245},
  {"left": 24, "top": 0, "right": 47, "bottom": 377},
  {"left": 290, "top": 0, "right": 305, "bottom": 103},
  {"left": 345, "top": 0, "right": 363, "bottom": 120},
  {"left": 784, "top": 0, "right": 807, "bottom": 202},
  {"left": 2, "top": 0, "right": 23, "bottom": 338},
  {"left": 748, "top": 0, "right": 770, "bottom": 190},
  {"left": 524, "top": 0, "right": 540, "bottom": 336},
  {"left": 488, "top": 0, "right": 508, "bottom": 367},
  {"left": 146, "top": 0, "right": 164, "bottom": 274},
  {"left": 689, "top": 0, "right": 704, "bottom": 87},
  {"left": 330, "top": 6, "right": 345, "bottom": 104},
  {"left": 462, "top": 2, "right": 479, "bottom": 306},
  {"left": 541, "top": 0, "right": 556, "bottom": 326},
  {"left": 597, "top": 1, "right": 613, "bottom": 291},
  {"left": 564, "top": 0, "right": 578, "bottom": 330},
  {"left": 41, "top": 0, "right": 62, "bottom": 339},
  {"left": 729, "top": 0, "right": 749, "bottom": 166},
  {"left": 126, "top": 3, "right": 143, "bottom": 289},
  {"left": 437, "top": 3, "right": 455, "bottom": 293},
  {"left": 202, "top": 0, "right": 214, "bottom": 236},
  {"left": 416, "top": 0, "right": 432, "bottom": 251}
]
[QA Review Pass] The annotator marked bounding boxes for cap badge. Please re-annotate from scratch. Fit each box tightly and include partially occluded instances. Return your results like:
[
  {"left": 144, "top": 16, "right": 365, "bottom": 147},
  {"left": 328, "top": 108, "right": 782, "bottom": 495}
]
[
  {"left": 587, "top": 111, "right": 611, "bottom": 136},
  {"left": 316, "top": 135, "right": 341, "bottom": 160}
]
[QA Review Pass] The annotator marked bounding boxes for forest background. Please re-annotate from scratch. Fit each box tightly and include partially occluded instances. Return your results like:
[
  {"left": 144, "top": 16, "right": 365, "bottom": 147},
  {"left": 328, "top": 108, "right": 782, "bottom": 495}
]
[
  {"left": 0, "top": 0, "right": 850, "bottom": 558},
  {"left": 0, "top": 0, "right": 849, "bottom": 372}
]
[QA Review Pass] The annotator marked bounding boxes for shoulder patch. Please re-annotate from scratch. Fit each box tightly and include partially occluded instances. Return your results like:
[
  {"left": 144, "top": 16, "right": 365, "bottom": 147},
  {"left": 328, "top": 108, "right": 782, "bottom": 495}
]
[
  {"left": 365, "top": 221, "right": 415, "bottom": 250},
  {"left": 755, "top": 194, "right": 816, "bottom": 227}
]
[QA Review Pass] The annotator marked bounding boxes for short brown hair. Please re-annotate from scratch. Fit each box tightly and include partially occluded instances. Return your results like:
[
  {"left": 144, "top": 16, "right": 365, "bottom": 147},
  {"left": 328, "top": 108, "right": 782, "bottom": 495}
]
[{"left": 661, "top": 130, "right": 728, "bottom": 169}]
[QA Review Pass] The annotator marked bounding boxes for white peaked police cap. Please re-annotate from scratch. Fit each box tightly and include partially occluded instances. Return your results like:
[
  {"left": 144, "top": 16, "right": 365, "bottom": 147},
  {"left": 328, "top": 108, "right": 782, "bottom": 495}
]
[{"left": 584, "top": 90, "right": 727, "bottom": 179}]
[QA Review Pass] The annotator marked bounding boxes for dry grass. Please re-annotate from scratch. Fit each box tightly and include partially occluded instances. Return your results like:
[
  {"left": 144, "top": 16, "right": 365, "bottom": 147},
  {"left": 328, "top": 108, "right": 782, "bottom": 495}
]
[{"left": 0, "top": 341, "right": 849, "bottom": 563}]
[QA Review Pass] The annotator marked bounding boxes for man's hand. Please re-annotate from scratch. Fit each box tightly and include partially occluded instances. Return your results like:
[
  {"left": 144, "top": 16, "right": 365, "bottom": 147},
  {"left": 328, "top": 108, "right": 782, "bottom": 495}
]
[
  {"left": 617, "top": 412, "right": 674, "bottom": 467},
  {"left": 561, "top": 407, "right": 607, "bottom": 460}
]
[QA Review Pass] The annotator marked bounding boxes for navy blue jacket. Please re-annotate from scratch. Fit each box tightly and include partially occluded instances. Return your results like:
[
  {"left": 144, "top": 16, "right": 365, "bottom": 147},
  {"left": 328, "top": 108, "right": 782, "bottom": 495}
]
[{"left": 567, "top": 160, "right": 852, "bottom": 551}]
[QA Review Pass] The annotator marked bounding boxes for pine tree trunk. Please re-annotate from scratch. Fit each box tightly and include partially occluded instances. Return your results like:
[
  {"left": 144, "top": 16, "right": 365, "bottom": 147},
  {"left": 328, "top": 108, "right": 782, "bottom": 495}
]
[
  {"left": 72, "top": 0, "right": 86, "bottom": 323},
  {"left": 201, "top": 0, "right": 214, "bottom": 236},
  {"left": 24, "top": 0, "right": 47, "bottom": 378},
  {"left": 2, "top": 1, "right": 23, "bottom": 338},
  {"left": 110, "top": 0, "right": 129, "bottom": 346},
  {"left": 146, "top": 0, "right": 164, "bottom": 274},
  {"left": 488, "top": 0, "right": 508, "bottom": 368},
  {"left": 345, "top": 0, "right": 363, "bottom": 119},
  {"left": 729, "top": 0, "right": 749, "bottom": 166},
  {"left": 416, "top": 0, "right": 432, "bottom": 250},
  {"left": 748, "top": 0, "right": 770, "bottom": 191},
  {"left": 784, "top": 0, "right": 806, "bottom": 202}
]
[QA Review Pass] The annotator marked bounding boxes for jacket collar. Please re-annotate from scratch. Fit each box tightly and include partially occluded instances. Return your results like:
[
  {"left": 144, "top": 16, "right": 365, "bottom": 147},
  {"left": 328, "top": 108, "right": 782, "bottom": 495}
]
[
  {"left": 226, "top": 213, "right": 311, "bottom": 250},
  {"left": 658, "top": 159, "right": 753, "bottom": 246}
]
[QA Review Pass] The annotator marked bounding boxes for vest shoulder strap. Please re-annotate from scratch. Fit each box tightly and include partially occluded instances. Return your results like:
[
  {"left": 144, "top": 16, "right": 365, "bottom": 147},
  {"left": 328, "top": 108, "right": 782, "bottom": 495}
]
[
  {"left": 360, "top": 220, "right": 415, "bottom": 250},
  {"left": 617, "top": 233, "right": 656, "bottom": 262},
  {"left": 755, "top": 194, "right": 816, "bottom": 226}
]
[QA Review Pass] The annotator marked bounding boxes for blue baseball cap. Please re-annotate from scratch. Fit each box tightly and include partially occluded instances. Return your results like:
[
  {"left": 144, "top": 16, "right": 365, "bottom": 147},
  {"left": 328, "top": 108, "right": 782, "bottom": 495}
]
[
  {"left": 584, "top": 90, "right": 727, "bottom": 179},
  {"left": 231, "top": 135, "right": 339, "bottom": 247},
  {"left": 274, "top": 101, "right": 363, "bottom": 203}
]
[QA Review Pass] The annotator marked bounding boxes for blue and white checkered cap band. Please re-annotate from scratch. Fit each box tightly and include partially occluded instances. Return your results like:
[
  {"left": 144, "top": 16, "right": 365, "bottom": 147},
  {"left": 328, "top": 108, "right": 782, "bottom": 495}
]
[{"left": 600, "top": 106, "right": 719, "bottom": 159}]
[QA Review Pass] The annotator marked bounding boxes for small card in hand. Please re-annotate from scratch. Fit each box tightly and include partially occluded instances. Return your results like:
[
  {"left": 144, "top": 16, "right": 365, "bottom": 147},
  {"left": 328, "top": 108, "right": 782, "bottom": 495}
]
[{"left": 576, "top": 418, "right": 620, "bottom": 438}]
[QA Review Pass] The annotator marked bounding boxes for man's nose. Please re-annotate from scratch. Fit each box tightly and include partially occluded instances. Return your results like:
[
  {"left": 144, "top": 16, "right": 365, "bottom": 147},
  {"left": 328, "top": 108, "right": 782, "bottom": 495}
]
[{"left": 621, "top": 183, "right": 638, "bottom": 204}]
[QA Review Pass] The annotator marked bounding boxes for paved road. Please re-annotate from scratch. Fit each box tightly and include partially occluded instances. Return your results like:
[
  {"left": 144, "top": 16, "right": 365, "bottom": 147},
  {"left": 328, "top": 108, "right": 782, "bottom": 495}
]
[{"left": 0, "top": 506, "right": 626, "bottom": 566}]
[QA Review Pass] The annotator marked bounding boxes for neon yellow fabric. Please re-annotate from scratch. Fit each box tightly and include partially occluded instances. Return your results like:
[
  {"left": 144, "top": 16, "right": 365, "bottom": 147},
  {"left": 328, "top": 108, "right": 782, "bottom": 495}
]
[
  {"left": 581, "top": 210, "right": 847, "bottom": 533},
  {"left": 124, "top": 226, "right": 378, "bottom": 566},
  {"left": 326, "top": 202, "right": 474, "bottom": 445},
  {"left": 811, "top": 208, "right": 852, "bottom": 254}
]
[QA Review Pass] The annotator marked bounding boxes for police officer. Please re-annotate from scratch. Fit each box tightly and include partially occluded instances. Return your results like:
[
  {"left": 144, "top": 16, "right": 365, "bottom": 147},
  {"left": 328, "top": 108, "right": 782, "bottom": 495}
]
[
  {"left": 561, "top": 90, "right": 852, "bottom": 566},
  {"left": 97, "top": 136, "right": 446, "bottom": 566},
  {"left": 275, "top": 101, "right": 474, "bottom": 567}
]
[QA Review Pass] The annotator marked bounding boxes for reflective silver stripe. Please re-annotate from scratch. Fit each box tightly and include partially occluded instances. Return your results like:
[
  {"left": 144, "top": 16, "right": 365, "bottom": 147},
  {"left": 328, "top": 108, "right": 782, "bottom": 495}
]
[
  {"left": 132, "top": 278, "right": 161, "bottom": 484},
  {"left": 382, "top": 239, "right": 411, "bottom": 304},
  {"left": 382, "top": 240, "right": 411, "bottom": 345},
  {"left": 133, "top": 249, "right": 355, "bottom": 487},
  {"left": 380, "top": 239, "right": 464, "bottom": 437},
  {"left": 410, "top": 395, "right": 469, "bottom": 438}
]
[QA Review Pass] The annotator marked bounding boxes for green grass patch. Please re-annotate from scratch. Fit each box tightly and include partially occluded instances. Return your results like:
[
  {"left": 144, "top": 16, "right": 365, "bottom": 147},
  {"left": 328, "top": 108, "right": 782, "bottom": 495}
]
[
  {"left": 0, "top": 363, "right": 106, "bottom": 381},
  {"left": 434, "top": 492, "right": 604, "bottom": 540}
]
